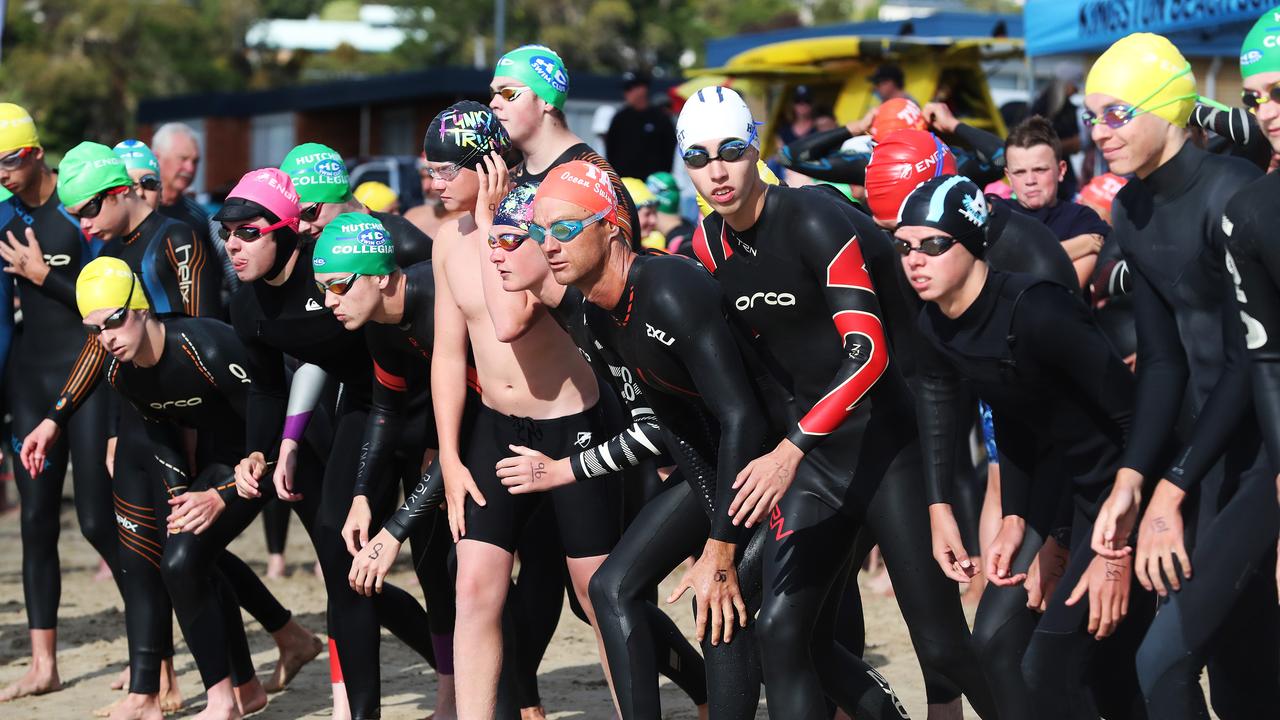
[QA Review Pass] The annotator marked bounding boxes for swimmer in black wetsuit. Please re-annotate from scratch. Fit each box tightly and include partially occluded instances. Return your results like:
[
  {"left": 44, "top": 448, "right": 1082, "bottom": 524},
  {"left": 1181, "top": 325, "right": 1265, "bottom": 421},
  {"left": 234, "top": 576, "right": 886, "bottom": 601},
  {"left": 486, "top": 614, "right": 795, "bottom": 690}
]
[
  {"left": 1084, "top": 32, "right": 1279, "bottom": 719},
  {"left": 899, "top": 174, "right": 1153, "bottom": 719},
  {"left": 0, "top": 105, "right": 120, "bottom": 706},
  {"left": 216, "top": 168, "right": 434, "bottom": 720}
]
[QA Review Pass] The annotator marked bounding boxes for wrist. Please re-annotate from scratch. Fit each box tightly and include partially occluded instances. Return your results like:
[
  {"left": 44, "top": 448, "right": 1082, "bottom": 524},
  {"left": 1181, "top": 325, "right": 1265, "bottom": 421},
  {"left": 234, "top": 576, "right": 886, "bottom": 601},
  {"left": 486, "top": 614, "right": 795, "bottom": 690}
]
[
  {"left": 1001, "top": 514, "right": 1027, "bottom": 528},
  {"left": 32, "top": 264, "right": 49, "bottom": 286},
  {"left": 702, "top": 539, "right": 736, "bottom": 563},
  {"left": 928, "top": 502, "right": 955, "bottom": 520},
  {"left": 553, "top": 457, "right": 573, "bottom": 483},
  {"left": 1153, "top": 478, "right": 1186, "bottom": 506}
]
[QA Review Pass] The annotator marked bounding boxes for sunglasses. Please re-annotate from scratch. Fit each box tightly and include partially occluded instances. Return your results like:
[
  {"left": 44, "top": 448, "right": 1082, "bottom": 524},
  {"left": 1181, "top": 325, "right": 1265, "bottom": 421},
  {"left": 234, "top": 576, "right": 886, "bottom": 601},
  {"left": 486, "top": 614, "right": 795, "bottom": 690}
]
[
  {"left": 488, "top": 231, "right": 529, "bottom": 251},
  {"left": 83, "top": 277, "right": 136, "bottom": 335},
  {"left": 1243, "top": 80, "right": 1280, "bottom": 110},
  {"left": 893, "top": 235, "right": 960, "bottom": 257},
  {"left": 490, "top": 86, "right": 530, "bottom": 102},
  {"left": 529, "top": 207, "right": 611, "bottom": 245},
  {"left": 72, "top": 186, "right": 129, "bottom": 220},
  {"left": 1084, "top": 64, "right": 1195, "bottom": 130},
  {"left": 218, "top": 216, "right": 296, "bottom": 242},
  {"left": 315, "top": 272, "right": 361, "bottom": 296},
  {"left": 682, "top": 139, "right": 751, "bottom": 169},
  {"left": 0, "top": 146, "right": 33, "bottom": 171},
  {"left": 300, "top": 202, "right": 324, "bottom": 222},
  {"left": 136, "top": 174, "right": 161, "bottom": 192}
]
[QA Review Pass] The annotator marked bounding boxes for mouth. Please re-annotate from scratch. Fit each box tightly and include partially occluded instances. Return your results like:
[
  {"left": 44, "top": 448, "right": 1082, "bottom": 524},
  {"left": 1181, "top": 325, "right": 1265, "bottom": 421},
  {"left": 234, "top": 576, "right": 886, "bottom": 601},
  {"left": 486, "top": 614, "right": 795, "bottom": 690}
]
[
  {"left": 232, "top": 258, "right": 249, "bottom": 271},
  {"left": 709, "top": 186, "right": 735, "bottom": 205},
  {"left": 909, "top": 274, "right": 930, "bottom": 290},
  {"left": 547, "top": 259, "right": 569, "bottom": 272}
]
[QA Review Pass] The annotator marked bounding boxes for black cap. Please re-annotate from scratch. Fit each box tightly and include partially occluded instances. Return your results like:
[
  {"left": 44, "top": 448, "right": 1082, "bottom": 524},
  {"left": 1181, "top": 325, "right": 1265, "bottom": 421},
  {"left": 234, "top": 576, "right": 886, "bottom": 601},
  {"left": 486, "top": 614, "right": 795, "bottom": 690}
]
[
  {"left": 868, "top": 64, "right": 905, "bottom": 87},
  {"left": 793, "top": 85, "right": 813, "bottom": 103},
  {"left": 622, "top": 71, "right": 650, "bottom": 91},
  {"left": 897, "top": 175, "right": 990, "bottom": 258}
]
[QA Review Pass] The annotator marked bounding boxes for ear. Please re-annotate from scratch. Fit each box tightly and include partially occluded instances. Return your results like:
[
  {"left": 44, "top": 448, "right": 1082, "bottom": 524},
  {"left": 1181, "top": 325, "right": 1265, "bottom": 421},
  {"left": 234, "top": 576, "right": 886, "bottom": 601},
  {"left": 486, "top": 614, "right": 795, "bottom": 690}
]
[
  {"left": 1058, "top": 160, "right": 1067, "bottom": 181},
  {"left": 376, "top": 273, "right": 393, "bottom": 290}
]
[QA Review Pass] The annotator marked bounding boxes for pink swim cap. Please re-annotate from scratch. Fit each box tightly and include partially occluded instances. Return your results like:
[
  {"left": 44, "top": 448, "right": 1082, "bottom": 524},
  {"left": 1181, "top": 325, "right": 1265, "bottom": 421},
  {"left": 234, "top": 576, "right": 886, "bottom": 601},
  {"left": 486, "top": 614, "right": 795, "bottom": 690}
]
[{"left": 224, "top": 168, "right": 301, "bottom": 224}]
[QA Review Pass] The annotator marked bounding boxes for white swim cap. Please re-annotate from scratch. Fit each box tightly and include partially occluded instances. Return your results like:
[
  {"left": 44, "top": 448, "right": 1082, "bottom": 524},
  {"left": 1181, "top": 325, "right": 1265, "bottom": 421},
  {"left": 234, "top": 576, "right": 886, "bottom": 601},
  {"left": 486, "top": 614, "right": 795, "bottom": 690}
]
[{"left": 677, "top": 86, "right": 759, "bottom": 154}]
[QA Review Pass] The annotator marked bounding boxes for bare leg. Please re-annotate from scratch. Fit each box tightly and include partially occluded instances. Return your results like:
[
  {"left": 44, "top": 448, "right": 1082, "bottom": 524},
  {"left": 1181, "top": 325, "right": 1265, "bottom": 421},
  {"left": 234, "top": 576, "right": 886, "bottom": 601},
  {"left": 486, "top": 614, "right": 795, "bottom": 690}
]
[{"left": 455, "top": 540, "right": 516, "bottom": 718}]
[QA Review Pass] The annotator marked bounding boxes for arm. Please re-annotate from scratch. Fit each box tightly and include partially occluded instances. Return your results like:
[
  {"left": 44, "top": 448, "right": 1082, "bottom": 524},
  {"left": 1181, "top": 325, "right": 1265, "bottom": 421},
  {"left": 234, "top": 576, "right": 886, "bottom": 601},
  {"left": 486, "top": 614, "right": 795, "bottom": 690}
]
[
  {"left": 352, "top": 353, "right": 408, "bottom": 499},
  {"left": 1228, "top": 221, "right": 1280, "bottom": 466},
  {"left": 232, "top": 312, "right": 289, "bottom": 457},
  {"left": 141, "top": 416, "right": 194, "bottom": 498},
  {"left": 1117, "top": 265, "right": 1185, "bottom": 479},
  {"left": 915, "top": 342, "right": 967, "bottom": 506},
  {"left": 779, "top": 127, "right": 871, "bottom": 184},
  {"left": 954, "top": 123, "right": 1007, "bottom": 171},
  {"left": 281, "top": 363, "right": 329, "bottom": 443},
  {"left": 0, "top": 274, "right": 15, "bottom": 382},
  {"left": 45, "top": 335, "right": 109, "bottom": 427},
  {"left": 1191, "top": 103, "right": 1273, "bottom": 171}
]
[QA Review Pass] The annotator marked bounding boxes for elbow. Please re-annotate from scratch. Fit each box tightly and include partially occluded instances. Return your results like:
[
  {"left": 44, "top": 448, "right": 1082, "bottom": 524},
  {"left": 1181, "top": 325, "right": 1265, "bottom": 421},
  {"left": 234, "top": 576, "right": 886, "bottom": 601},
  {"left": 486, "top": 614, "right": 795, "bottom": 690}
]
[{"left": 493, "top": 319, "right": 532, "bottom": 344}]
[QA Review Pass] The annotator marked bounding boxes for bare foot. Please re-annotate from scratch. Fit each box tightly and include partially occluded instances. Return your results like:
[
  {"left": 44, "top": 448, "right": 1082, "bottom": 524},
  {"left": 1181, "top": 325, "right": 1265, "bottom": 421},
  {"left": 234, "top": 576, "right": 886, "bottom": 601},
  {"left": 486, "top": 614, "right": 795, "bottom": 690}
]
[
  {"left": 111, "top": 666, "right": 129, "bottom": 690},
  {"left": 108, "top": 693, "right": 164, "bottom": 720},
  {"left": 191, "top": 702, "right": 242, "bottom": 720},
  {"left": 234, "top": 679, "right": 268, "bottom": 716},
  {"left": 520, "top": 706, "right": 547, "bottom": 720},
  {"left": 866, "top": 568, "right": 895, "bottom": 598},
  {"left": 95, "top": 557, "right": 115, "bottom": 582},
  {"left": 697, "top": 703, "right": 709, "bottom": 720},
  {"left": 263, "top": 623, "right": 323, "bottom": 693},
  {"left": 0, "top": 661, "right": 61, "bottom": 702},
  {"left": 265, "top": 554, "right": 287, "bottom": 580},
  {"left": 430, "top": 674, "right": 457, "bottom": 720},
  {"left": 313, "top": 560, "right": 324, "bottom": 581},
  {"left": 927, "top": 697, "right": 964, "bottom": 720},
  {"left": 159, "top": 660, "right": 182, "bottom": 714}
]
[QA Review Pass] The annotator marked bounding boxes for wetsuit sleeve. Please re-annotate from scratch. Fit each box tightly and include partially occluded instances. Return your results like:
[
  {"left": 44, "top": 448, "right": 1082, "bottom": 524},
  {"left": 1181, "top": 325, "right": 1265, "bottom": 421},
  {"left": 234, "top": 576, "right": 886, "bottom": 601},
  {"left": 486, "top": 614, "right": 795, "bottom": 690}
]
[
  {"left": 1089, "top": 239, "right": 1131, "bottom": 303},
  {"left": 281, "top": 363, "right": 328, "bottom": 442},
  {"left": 652, "top": 274, "right": 769, "bottom": 543},
  {"left": 0, "top": 275, "right": 15, "bottom": 382},
  {"left": 569, "top": 413, "right": 665, "bottom": 481},
  {"left": 45, "top": 335, "right": 109, "bottom": 427},
  {"left": 39, "top": 264, "right": 80, "bottom": 311},
  {"left": 385, "top": 457, "right": 445, "bottom": 543},
  {"left": 779, "top": 127, "right": 870, "bottom": 184},
  {"left": 914, "top": 334, "right": 967, "bottom": 506},
  {"left": 1191, "top": 103, "right": 1272, "bottom": 171},
  {"left": 992, "top": 412, "right": 1038, "bottom": 519},
  {"left": 140, "top": 415, "right": 193, "bottom": 497},
  {"left": 953, "top": 123, "right": 1006, "bottom": 187},
  {"left": 1119, "top": 265, "right": 1184, "bottom": 479},
  {"left": 352, "top": 342, "right": 408, "bottom": 499},
  {"left": 232, "top": 304, "right": 288, "bottom": 457},
  {"left": 164, "top": 223, "right": 223, "bottom": 318},
  {"left": 788, "top": 206, "right": 891, "bottom": 453}
]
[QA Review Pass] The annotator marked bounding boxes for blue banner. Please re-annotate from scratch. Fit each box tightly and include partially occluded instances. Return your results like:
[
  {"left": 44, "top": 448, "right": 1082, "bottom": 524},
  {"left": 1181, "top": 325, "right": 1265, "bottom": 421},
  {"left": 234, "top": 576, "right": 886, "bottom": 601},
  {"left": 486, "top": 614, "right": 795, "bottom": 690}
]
[{"left": 1025, "top": 0, "right": 1271, "bottom": 56}]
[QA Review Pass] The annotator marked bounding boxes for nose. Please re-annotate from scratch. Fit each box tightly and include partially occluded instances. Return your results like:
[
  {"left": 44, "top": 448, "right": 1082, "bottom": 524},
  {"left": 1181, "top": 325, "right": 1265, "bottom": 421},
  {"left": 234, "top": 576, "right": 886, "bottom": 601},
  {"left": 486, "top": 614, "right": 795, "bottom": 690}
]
[
  {"left": 707, "top": 159, "right": 730, "bottom": 181},
  {"left": 1090, "top": 121, "right": 1110, "bottom": 145},
  {"left": 80, "top": 217, "right": 94, "bottom": 233},
  {"left": 489, "top": 95, "right": 502, "bottom": 111},
  {"left": 324, "top": 291, "right": 339, "bottom": 310},
  {"left": 541, "top": 235, "right": 560, "bottom": 256},
  {"left": 432, "top": 176, "right": 448, "bottom": 191},
  {"left": 488, "top": 244, "right": 504, "bottom": 265}
]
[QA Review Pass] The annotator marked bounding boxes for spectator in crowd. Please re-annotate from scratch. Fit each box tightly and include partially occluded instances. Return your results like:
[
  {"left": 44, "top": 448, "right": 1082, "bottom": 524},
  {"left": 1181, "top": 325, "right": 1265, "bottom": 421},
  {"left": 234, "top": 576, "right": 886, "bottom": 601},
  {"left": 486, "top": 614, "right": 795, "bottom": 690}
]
[
  {"left": 1030, "top": 61, "right": 1084, "bottom": 199},
  {"left": 605, "top": 71, "right": 676, "bottom": 179},
  {"left": 869, "top": 63, "right": 915, "bottom": 103}
]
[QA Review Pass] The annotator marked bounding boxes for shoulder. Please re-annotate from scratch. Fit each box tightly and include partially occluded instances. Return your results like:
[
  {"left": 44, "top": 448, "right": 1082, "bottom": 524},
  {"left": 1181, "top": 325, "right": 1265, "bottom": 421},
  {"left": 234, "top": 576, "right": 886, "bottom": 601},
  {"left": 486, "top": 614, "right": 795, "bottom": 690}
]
[
  {"left": 639, "top": 254, "right": 721, "bottom": 309},
  {"left": 228, "top": 285, "right": 258, "bottom": 330},
  {"left": 1202, "top": 151, "right": 1263, "bottom": 196},
  {"left": 180, "top": 195, "right": 211, "bottom": 220},
  {"left": 774, "top": 185, "right": 856, "bottom": 239},
  {"left": 1223, "top": 172, "right": 1280, "bottom": 249}
]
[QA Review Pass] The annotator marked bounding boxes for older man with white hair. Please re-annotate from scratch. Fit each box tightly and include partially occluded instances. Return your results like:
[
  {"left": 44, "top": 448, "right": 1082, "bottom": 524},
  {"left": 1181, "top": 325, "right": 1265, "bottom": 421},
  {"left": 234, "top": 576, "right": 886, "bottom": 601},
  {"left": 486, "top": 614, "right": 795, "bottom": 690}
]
[{"left": 151, "top": 122, "right": 238, "bottom": 306}]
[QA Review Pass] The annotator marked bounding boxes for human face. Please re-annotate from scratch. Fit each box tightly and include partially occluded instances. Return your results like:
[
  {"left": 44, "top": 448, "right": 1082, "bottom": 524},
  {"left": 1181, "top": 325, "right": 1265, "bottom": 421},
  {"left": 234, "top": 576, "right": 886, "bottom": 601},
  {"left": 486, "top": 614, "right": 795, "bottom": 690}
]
[
  {"left": 624, "top": 85, "right": 649, "bottom": 110},
  {"left": 317, "top": 271, "right": 382, "bottom": 329},
  {"left": 532, "top": 197, "right": 615, "bottom": 286},
  {"left": 299, "top": 201, "right": 344, "bottom": 240},
  {"left": 683, "top": 137, "right": 760, "bottom": 217},
  {"left": 637, "top": 205, "right": 658, "bottom": 236},
  {"left": 70, "top": 188, "right": 130, "bottom": 239},
  {"left": 874, "top": 80, "right": 899, "bottom": 101},
  {"left": 157, "top": 133, "right": 199, "bottom": 197},
  {"left": 0, "top": 146, "right": 43, "bottom": 195},
  {"left": 1085, "top": 92, "right": 1173, "bottom": 178},
  {"left": 221, "top": 218, "right": 282, "bottom": 282},
  {"left": 488, "top": 224, "right": 548, "bottom": 292},
  {"left": 85, "top": 306, "right": 145, "bottom": 362},
  {"left": 1243, "top": 71, "right": 1280, "bottom": 153},
  {"left": 489, "top": 76, "right": 541, "bottom": 146},
  {"left": 1005, "top": 144, "right": 1063, "bottom": 211},
  {"left": 896, "top": 225, "right": 976, "bottom": 303},
  {"left": 424, "top": 161, "right": 479, "bottom": 213},
  {"left": 127, "top": 168, "right": 161, "bottom": 210}
]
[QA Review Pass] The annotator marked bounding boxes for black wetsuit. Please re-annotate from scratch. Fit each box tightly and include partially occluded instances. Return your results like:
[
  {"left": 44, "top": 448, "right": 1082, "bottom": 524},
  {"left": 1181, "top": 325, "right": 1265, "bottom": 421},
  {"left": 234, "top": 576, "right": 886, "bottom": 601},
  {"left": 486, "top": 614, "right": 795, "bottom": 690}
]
[
  {"left": 780, "top": 122, "right": 1005, "bottom": 186},
  {"left": 1189, "top": 102, "right": 1273, "bottom": 171},
  {"left": 919, "top": 270, "right": 1153, "bottom": 718},
  {"left": 694, "top": 185, "right": 949, "bottom": 720},
  {"left": 230, "top": 242, "right": 432, "bottom": 719},
  {"left": 158, "top": 195, "right": 238, "bottom": 310},
  {"left": 0, "top": 188, "right": 118, "bottom": 638},
  {"left": 39, "top": 209, "right": 224, "bottom": 695},
  {"left": 107, "top": 317, "right": 301, "bottom": 691},
  {"left": 1113, "top": 142, "right": 1278, "bottom": 719}
]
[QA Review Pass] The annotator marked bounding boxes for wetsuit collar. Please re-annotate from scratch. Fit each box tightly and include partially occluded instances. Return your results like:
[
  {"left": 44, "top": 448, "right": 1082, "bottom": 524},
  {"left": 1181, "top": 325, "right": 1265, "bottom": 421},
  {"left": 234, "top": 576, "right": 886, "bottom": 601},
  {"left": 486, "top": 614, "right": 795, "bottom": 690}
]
[
  {"left": 950, "top": 265, "right": 1000, "bottom": 324},
  {"left": 1140, "top": 141, "right": 1202, "bottom": 203},
  {"left": 123, "top": 210, "right": 162, "bottom": 246}
]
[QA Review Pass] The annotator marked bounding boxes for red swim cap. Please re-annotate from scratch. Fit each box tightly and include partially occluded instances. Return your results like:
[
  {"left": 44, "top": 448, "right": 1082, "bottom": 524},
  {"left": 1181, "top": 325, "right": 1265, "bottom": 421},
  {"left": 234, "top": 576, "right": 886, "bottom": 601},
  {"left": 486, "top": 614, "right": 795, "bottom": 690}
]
[
  {"left": 869, "top": 98, "right": 927, "bottom": 139},
  {"left": 1078, "top": 173, "right": 1128, "bottom": 215},
  {"left": 534, "top": 160, "right": 619, "bottom": 226},
  {"left": 864, "top": 130, "right": 957, "bottom": 224}
]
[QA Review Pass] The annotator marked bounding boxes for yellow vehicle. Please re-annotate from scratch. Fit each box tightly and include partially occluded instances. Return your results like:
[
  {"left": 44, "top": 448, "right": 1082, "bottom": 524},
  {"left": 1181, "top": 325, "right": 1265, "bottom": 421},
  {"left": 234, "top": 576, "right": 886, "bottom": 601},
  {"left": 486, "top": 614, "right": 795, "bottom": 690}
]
[{"left": 682, "top": 35, "right": 1023, "bottom": 158}]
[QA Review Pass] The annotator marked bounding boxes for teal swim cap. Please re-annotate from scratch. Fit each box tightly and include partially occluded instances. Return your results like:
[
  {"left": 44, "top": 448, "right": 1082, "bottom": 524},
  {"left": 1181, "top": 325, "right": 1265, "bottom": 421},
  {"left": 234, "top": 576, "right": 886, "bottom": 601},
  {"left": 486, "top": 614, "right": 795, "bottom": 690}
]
[
  {"left": 113, "top": 140, "right": 159, "bottom": 173},
  {"left": 645, "top": 172, "right": 680, "bottom": 215},
  {"left": 494, "top": 45, "right": 569, "bottom": 111}
]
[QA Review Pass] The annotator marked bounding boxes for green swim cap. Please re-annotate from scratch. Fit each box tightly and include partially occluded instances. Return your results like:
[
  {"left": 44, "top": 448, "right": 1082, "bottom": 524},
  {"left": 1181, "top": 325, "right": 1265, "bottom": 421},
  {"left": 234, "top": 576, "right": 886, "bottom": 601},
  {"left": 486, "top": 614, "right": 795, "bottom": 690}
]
[
  {"left": 313, "top": 212, "right": 395, "bottom": 276},
  {"left": 494, "top": 45, "right": 569, "bottom": 111},
  {"left": 0, "top": 185, "right": 11, "bottom": 202},
  {"left": 645, "top": 172, "right": 680, "bottom": 215},
  {"left": 113, "top": 140, "right": 159, "bottom": 173},
  {"left": 57, "top": 141, "right": 131, "bottom": 209},
  {"left": 281, "top": 143, "right": 350, "bottom": 203},
  {"left": 1241, "top": 7, "right": 1280, "bottom": 79}
]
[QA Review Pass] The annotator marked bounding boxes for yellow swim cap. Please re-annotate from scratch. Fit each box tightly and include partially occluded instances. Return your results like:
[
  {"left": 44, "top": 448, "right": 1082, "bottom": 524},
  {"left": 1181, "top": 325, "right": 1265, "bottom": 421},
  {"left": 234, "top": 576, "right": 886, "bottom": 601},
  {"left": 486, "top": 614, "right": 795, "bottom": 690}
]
[
  {"left": 353, "top": 181, "right": 397, "bottom": 213},
  {"left": 76, "top": 257, "right": 149, "bottom": 318},
  {"left": 0, "top": 103, "right": 41, "bottom": 155},
  {"left": 695, "top": 160, "right": 778, "bottom": 217},
  {"left": 622, "top": 177, "right": 657, "bottom": 208},
  {"left": 1085, "top": 33, "right": 1197, "bottom": 127}
]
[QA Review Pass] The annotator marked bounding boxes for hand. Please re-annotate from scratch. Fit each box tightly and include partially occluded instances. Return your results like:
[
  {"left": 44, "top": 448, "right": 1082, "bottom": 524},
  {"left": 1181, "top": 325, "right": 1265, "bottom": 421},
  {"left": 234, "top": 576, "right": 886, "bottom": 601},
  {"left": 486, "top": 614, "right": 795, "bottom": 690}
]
[
  {"left": 342, "top": 495, "right": 373, "bottom": 556},
  {"left": 497, "top": 445, "right": 574, "bottom": 494},
  {"left": 473, "top": 152, "right": 511, "bottom": 235},
  {"left": 1025, "top": 535, "right": 1069, "bottom": 613},
  {"left": 20, "top": 418, "right": 60, "bottom": 478},
  {"left": 986, "top": 515, "right": 1029, "bottom": 587},
  {"left": 1135, "top": 479, "right": 1190, "bottom": 596},
  {"left": 442, "top": 458, "right": 485, "bottom": 543},
  {"left": 928, "top": 503, "right": 977, "bottom": 582},
  {"left": 846, "top": 108, "right": 876, "bottom": 136},
  {"left": 923, "top": 102, "right": 960, "bottom": 134},
  {"left": 166, "top": 490, "right": 226, "bottom": 535},
  {"left": 730, "top": 439, "right": 802, "bottom": 528},
  {"left": 1066, "top": 554, "right": 1132, "bottom": 639},
  {"left": 348, "top": 528, "right": 403, "bottom": 597},
  {"left": 105, "top": 436, "right": 117, "bottom": 479},
  {"left": 234, "top": 452, "right": 268, "bottom": 499},
  {"left": 272, "top": 439, "right": 302, "bottom": 502},
  {"left": 0, "top": 228, "right": 50, "bottom": 286},
  {"left": 666, "top": 540, "right": 747, "bottom": 645},
  {"left": 1091, "top": 468, "right": 1144, "bottom": 558}
]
